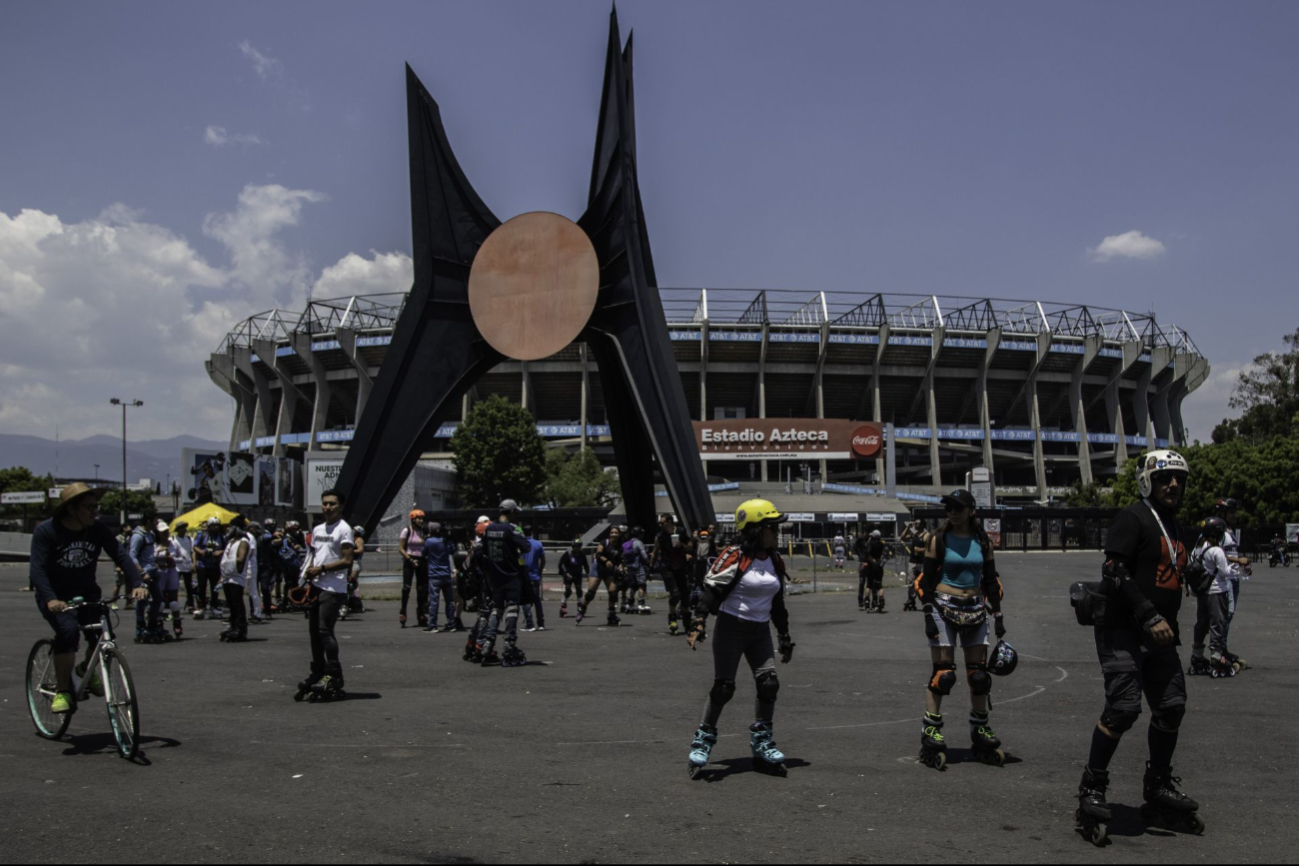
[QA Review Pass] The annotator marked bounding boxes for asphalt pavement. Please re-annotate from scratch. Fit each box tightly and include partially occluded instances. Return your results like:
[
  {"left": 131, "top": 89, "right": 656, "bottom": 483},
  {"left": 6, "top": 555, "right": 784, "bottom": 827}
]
[{"left": 1, "top": 553, "right": 1295, "bottom": 864}]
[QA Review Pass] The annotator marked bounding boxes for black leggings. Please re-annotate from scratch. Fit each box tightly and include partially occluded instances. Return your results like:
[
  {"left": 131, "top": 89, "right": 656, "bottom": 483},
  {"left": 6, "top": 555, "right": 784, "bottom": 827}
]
[
  {"left": 309, "top": 591, "right": 344, "bottom": 674},
  {"left": 223, "top": 584, "right": 248, "bottom": 635},
  {"left": 666, "top": 568, "right": 690, "bottom": 619},
  {"left": 401, "top": 557, "right": 427, "bottom": 620},
  {"left": 702, "top": 613, "right": 777, "bottom": 727}
]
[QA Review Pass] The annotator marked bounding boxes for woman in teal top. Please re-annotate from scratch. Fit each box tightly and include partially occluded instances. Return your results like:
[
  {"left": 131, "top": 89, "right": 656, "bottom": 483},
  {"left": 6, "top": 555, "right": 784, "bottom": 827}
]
[{"left": 911, "top": 489, "right": 1007, "bottom": 769}]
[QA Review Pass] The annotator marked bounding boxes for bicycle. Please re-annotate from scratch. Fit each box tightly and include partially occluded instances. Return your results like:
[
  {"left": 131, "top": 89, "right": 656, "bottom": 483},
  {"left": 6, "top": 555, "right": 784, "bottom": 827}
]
[{"left": 25, "top": 597, "right": 140, "bottom": 760}]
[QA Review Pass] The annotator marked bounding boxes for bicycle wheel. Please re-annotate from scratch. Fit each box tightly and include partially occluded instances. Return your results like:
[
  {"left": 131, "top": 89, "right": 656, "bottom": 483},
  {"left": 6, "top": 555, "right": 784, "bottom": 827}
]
[
  {"left": 101, "top": 648, "right": 139, "bottom": 760},
  {"left": 26, "top": 639, "right": 71, "bottom": 740}
]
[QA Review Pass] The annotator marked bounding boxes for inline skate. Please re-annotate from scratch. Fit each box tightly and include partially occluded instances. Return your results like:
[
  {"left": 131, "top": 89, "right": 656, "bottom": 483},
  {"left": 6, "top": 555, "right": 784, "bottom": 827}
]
[
  {"left": 293, "top": 669, "right": 323, "bottom": 701},
  {"left": 1140, "top": 763, "right": 1204, "bottom": 834},
  {"left": 969, "top": 711, "right": 1005, "bottom": 766},
  {"left": 687, "top": 724, "right": 717, "bottom": 779},
  {"left": 559, "top": 601, "right": 568, "bottom": 619},
  {"left": 1209, "top": 655, "right": 1237, "bottom": 678},
  {"left": 309, "top": 673, "right": 346, "bottom": 702},
  {"left": 606, "top": 610, "right": 621, "bottom": 627},
  {"left": 501, "top": 645, "right": 527, "bottom": 668},
  {"left": 480, "top": 648, "right": 501, "bottom": 667},
  {"left": 463, "top": 640, "right": 482, "bottom": 663},
  {"left": 1075, "top": 766, "right": 1111, "bottom": 845},
  {"left": 749, "top": 722, "right": 787, "bottom": 776},
  {"left": 669, "top": 619, "right": 680, "bottom": 636},
  {"left": 1187, "top": 654, "right": 1211, "bottom": 676},
  {"left": 1226, "top": 652, "right": 1248, "bottom": 672},
  {"left": 918, "top": 712, "right": 947, "bottom": 770},
  {"left": 574, "top": 603, "right": 586, "bottom": 624}
]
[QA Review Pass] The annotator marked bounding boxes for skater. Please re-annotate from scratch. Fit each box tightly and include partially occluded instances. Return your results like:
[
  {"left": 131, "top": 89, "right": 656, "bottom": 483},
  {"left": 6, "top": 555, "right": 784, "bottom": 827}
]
[
  {"left": 1189, "top": 518, "right": 1237, "bottom": 678},
  {"left": 832, "top": 532, "right": 846, "bottom": 572},
  {"left": 912, "top": 489, "right": 1007, "bottom": 770},
  {"left": 855, "top": 530, "right": 886, "bottom": 612},
  {"left": 1215, "top": 498, "right": 1250, "bottom": 671},
  {"left": 173, "top": 521, "right": 196, "bottom": 613},
  {"left": 129, "top": 520, "right": 163, "bottom": 641},
  {"left": 692, "top": 526, "right": 718, "bottom": 607},
  {"left": 193, "top": 517, "right": 226, "bottom": 620},
  {"left": 1073, "top": 450, "right": 1202, "bottom": 845},
  {"left": 422, "top": 521, "right": 456, "bottom": 632},
  {"left": 623, "top": 527, "right": 651, "bottom": 614},
  {"left": 295, "top": 489, "right": 355, "bottom": 700},
  {"left": 900, "top": 519, "right": 928, "bottom": 611},
  {"left": 254, "top": 519, "right": 277, "bottom": 621},
  {"left": 218, "top": 517, "right": 256, "bottom": 642},
  {"left": 655, "top": 517, "right": 692, "bottom": 634},
  {"left": 399, "top": 509, "right": 427, "bottom": 628},
  {"left": 340, "top": 525, "right": 366, "bottom": 620},
  {"left": 558, "top": 539, "right": 589, "bottom": 619},
  {"left": 576, "top": 526, "right": 623, "bottom": 626},
  {"left": 474, "top": 500, "right": 532, "bottom": 667},
  {"left": 522, "top": 528, "right": 546, "bottom": 631},
  {"left": 155, "top": 522, "right": 185, "bottom": 639},
  {"left": 30, "top": 484, "right": 148, "bottom": 714},
  {"left": 278, "top": 522, "right": 307, "bottom": 609},
  {"left": 685, "top": 499, "right": 795, "bottom": 778}
]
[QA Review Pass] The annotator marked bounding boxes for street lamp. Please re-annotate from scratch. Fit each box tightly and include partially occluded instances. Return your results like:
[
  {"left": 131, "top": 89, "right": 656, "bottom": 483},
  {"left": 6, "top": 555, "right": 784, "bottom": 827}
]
[{"left": 109, "top": 398, "right": 143, "bottom": 525}]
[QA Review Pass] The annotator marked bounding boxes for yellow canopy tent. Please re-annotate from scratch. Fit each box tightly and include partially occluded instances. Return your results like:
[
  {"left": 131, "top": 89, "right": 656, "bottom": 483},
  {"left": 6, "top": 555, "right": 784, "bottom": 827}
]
[{"left": 171, "top": 502, "right": 242, "bottom": 533}]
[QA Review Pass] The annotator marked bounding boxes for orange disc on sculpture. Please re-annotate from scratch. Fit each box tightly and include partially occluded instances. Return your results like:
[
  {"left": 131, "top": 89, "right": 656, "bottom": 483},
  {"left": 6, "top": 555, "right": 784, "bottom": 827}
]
[{"left": 468, "top": 211, "right": 600, "bottom": 361}]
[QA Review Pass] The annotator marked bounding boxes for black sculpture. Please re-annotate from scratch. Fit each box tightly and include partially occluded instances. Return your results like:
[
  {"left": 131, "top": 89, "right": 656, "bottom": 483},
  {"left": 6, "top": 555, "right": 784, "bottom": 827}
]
[{"left": 337, "top": 11, "right": 713, "bottom": 534}]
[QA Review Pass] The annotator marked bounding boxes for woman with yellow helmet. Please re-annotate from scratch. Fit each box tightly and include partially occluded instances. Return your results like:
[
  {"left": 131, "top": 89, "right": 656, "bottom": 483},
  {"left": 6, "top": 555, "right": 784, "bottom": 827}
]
[
  {"left": 685, "top": 499, "right": 796, "bottom": 778},
  {"left": 398, "top": 509, "right": 427, "bottom": 628}
]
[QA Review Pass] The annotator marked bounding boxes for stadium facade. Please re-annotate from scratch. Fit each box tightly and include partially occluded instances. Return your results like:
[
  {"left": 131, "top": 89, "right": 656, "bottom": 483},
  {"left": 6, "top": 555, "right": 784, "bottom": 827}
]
[{"left": 207, "top": 288, "right": 1208, "bottom": 500}]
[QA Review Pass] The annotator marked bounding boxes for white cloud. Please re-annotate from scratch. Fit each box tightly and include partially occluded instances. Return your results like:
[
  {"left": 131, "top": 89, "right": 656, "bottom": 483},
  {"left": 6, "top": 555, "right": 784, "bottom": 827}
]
[
  {"left": 1089, "top": 230, "right": 1167, "bottom": 261},
  {"left": 0, "top": 185, "right": 397, "bottom": 439},
  {"left": 203, "top": 125, "right": 267, "bottom": 148},
  {"left": 238, "top": 40, "right": 282, "bottom": 83},
  {"left": 312, "top": 250, "right": 413, "bottom": 300}
]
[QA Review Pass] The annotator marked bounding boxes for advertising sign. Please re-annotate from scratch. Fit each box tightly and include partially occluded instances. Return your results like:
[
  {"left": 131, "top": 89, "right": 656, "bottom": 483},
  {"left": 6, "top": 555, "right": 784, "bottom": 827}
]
[
  {"left": 694, "top": 419, "right": 883, "bottom": 461},
  {"left": 829, "top": 512, "right": 858, "bottom": 522},
  {"left": 48, "top": 488, "right": 62, "bottom": 499},
  {"left": 865, "top": 512, "right": 896, "bottom": 523},
  {"left": 277, "top": 457, "right": 296, "bottom": 507},
  {"left": 1, "top": 491, "right": 45, "bottom": 505},
  {"left": 182, "top": 449, "right": 230, "bottom": 505},
  {"left": 305, "top": 454, "right": 345, "bottom": 508},
  {"left": 785, "top": 512, "right": 817, "bottom": 523},
  {"left": 226, "top": 452, "right": 257, "bottom": 506},
  {"left": 984, "top": 518, "right": 1002, "bottom": 547},
  {"left": 1287, "top": 524, "right": 1299, "bottom": 545},
  {"left": 256, "top": 458, "right": 277, "bottom": 506}
]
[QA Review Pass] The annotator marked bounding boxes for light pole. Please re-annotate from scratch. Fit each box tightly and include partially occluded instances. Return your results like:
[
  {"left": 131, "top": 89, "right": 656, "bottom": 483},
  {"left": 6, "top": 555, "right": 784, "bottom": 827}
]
[{"left": 110, "top": 398, "right": 143, "bottom": 525}]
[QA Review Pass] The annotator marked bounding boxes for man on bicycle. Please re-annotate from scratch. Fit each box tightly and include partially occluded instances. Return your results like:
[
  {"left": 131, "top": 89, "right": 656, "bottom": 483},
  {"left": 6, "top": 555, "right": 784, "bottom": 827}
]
[{"left": 29, "top": 484, "right": 147, "bottom": 713}]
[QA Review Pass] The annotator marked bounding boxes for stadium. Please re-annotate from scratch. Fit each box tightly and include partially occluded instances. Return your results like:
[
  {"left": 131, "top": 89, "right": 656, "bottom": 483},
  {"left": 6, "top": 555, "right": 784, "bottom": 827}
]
[{"left": 207, "top": 288, "right": 1208, "bottom": 506}]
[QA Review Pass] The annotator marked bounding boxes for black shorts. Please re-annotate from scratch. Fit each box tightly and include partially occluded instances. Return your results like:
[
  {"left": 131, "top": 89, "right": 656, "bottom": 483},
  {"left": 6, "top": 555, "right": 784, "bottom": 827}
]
[
  {"left": 39, "top": 591, "right": 103, "bottom": 654},
  {"left": 486, "top": 576, "right": 523, "bottom": 608},
  {"left": 1094, "top": 624, "right": 1186, "bottom": 717}
]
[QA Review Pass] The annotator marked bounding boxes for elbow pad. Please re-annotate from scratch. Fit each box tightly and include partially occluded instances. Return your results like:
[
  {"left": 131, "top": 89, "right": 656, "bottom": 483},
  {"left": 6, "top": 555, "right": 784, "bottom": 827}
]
[
  {"left": 1103, "top": 557, "right": 1157, "bottom": 622},
  {"left": 1102, "top": 557, "right": 1131, "bottom": 586}
]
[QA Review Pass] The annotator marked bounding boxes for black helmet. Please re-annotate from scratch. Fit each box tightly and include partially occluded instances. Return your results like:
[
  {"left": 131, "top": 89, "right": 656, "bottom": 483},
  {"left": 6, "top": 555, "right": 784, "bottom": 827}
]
[
  {"left": 1213, "top": 497, "right": 1239, "bottom": 514},
  {"left": 989, "top": 640, "right": 1018, "bottom": 676},
  {"left": 1201, "top": 516, "right": 1228, "bottom": 539}
]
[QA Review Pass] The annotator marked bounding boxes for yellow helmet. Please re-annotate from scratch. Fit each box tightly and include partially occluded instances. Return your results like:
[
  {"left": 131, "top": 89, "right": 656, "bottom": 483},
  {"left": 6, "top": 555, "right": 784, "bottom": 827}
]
[{"left": 735, "top": 498, "right": 784, "bottom": 531}]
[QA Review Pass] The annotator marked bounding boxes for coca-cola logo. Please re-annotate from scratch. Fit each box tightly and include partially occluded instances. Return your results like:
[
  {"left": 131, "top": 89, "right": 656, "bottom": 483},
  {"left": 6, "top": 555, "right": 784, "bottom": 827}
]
[{"left": 851, "top": 426, "right": 882, "bottom": 458}]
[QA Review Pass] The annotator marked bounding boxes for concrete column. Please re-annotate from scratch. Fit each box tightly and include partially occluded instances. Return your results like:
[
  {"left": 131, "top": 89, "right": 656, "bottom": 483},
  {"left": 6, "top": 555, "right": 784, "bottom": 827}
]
[
  {"left": 925, "top": 327, "right": 946, "bottom": 484},
  {"left": 1070, "top": 336, "right": 1102, "bottom": 485},
  {"left": 207, "top": 353, "right": 254, "bottom": 453},
  {"left": 254, "top": 338, "right": 309, "bottom": 457},
  {"left": 1029, "top": 332, "right": 1052, "bottom": 501},
  {"left": 978, "top": 328, "right": 1001, "bottom": 476},
  {"left": 757, "top": 323, "right": 769, "bottom": 482},
  {"left": 700, "top": 320, "right": 710, "bottom": 477},
  {"left": 230, "top": 346, "right": 275, "bottom": 445},
  {"left": 1145, "top": 347, "right": 1175, "bottom": 445},
  {"left": 870, "top": 324, "right": 890, "bottom": 484},
  {"left": 291, "top": 334, "right": 331, "bottom": 450},
  {"left": 335, "top": 327, "right": 374, "bottom": 419},
  {"left": 815, "top": 320, "right": 831, "bottom": 480},
  {"left": 1105, "top": 339, "right": 1145, "bottom": 469}
]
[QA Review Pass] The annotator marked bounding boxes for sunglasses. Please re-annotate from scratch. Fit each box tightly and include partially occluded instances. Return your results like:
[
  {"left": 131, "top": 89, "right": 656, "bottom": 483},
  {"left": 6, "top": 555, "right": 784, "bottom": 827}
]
[
  {"left": 1151, "top": 471, "right": 1185, "bottom": 487},
  {"left": 944, "top": 503, "right": 969, "bottom": 513},
  {"left": 76, "top": 500, "right": 100, "bottom": 512}
]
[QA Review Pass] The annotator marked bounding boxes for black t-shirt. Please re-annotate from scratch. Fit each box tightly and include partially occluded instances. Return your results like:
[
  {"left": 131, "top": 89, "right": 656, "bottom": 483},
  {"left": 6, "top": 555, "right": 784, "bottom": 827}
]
[
  {"left": 656, "top": 529, "right": 688, "bottom": 571},
  {"left": 481, "top": 521, "right": 529, "bottom": 583},
  {"left": 29, "top": 518, "right": 141, "bottom": 608},
  {"left": 596, "top": 540, "right": 622, "bottom": 578},
  {"left": 559, "top": 550, "right": 589, "bottom": 578},
  {"left": 1104, "top": 501, "right": 1187, "bottom": 632}
]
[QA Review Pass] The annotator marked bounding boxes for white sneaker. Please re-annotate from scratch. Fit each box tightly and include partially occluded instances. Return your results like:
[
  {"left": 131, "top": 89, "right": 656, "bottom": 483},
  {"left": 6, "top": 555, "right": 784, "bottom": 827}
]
[
  {"left": 523, "top": 626, "right": 537, "bottom": 632},
  {"left": 535, "top": 625, "right": 546, "bottom": 632}
]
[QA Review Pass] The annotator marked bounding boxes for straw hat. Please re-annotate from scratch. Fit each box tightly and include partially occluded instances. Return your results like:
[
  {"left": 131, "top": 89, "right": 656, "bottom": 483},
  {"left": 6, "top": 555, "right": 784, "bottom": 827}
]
[{"left": 53, "top": 482, "right": 109, "bottom": 517}]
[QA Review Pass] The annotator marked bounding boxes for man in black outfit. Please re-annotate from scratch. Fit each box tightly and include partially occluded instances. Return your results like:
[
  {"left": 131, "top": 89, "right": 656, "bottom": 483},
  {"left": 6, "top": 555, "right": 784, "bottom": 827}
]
[
  {"left": 475, "top": 500, "right": 533, "bottom": 666},
  {"left": 1076, "top": 449, "right": 1203, "bottom": 840},
  {"left": 855, "top": 530, "right": 886, "bottom": 612}
]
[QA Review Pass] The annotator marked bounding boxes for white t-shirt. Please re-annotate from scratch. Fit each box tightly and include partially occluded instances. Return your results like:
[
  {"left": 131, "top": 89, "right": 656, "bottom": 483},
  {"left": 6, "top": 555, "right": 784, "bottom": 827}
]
[
  {"left": 720, "top": 556, "right": 781, "bottom": 623},
  {"left": 1223, "top": 529, "right": 1245, "bottom": 580},
  {"left": 311, "top": 519, "right": 355, "bottom": 595},
  {"left": 1194, "top": 542, "right": 1231, "bottom": 595},
  {"left": 173, "top": 535, "right": 194, "bottom": 572}
]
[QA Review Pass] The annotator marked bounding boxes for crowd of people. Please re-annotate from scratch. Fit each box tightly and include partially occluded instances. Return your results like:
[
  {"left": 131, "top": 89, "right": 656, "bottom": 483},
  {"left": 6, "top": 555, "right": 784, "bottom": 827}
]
[{"left": 25, "top": 444, "right": 1260, "bottom": 844}]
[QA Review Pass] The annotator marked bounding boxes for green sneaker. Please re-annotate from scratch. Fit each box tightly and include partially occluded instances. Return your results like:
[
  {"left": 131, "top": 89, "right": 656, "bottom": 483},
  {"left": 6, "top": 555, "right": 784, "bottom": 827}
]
[
  {"left": 51, "top": 692, "right": 74, "bottom": 714},
  {"left": 76, "top": 662, "right": 104, "bottom": 697}
]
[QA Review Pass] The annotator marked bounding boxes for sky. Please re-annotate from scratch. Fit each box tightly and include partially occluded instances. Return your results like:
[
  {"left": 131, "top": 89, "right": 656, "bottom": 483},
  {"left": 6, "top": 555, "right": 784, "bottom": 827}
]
[{"left": 1, "top": 1, "right": 1296, "bottom": 444}]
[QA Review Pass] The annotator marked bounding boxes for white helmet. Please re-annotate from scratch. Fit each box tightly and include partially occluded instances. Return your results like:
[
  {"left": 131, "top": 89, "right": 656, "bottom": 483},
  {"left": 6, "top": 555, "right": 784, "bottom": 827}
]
[
  {"left": 871, "top": 530, "right": 882, "bottom": 538},
  {"left": 1137, "top": 449, "right": 1189, "bottom": 498}
]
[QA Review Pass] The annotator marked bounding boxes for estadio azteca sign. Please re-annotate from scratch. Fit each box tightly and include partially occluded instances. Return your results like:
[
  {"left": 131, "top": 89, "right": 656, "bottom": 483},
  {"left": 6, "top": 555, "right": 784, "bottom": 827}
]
[{"left": 694, "top": 419, "right": 883, "bottom": 461}]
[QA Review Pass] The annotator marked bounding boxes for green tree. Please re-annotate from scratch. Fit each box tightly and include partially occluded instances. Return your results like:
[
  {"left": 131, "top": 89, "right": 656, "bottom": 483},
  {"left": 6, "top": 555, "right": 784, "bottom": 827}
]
[
  {"left": 544, "top": 447, "right": 621, "bottom": 508},
  {"left": 1063, "top": 480, "right": 1115, "bottom": 507},
  {"left": 99, "top": 489, "right": 158, "bottom": 526},
  {"left": 449, "top": 395, "right": 547, "bottom": 509},
  {"left": 0, "top": 466, "right": 56, "bottom": 523},
  {"left": 1213, "top": 326, "right": 1299, "bottom": 444}
]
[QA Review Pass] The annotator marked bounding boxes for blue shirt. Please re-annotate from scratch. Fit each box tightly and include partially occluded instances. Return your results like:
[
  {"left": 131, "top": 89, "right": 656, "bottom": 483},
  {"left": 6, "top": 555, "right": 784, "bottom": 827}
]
[
  {"left": 526, "top": 538, "right": 545, "bottom": 581},
  {"left": 130, "top": 528, "right": 157, "bottom": 577},
  {"left": 940, "top": 532, "right": 982, "bottom": 590},
  {"left": 423, "top": 536, "right": 453, "bottom": 581}
]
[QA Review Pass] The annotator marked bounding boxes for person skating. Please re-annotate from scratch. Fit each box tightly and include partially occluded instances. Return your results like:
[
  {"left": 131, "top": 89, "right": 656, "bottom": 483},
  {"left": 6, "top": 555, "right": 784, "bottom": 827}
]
[
  {"left": 522, "top": 527, "right": 547, "bottom": 631},
  {"left": 685, "top": 499, "right": 796, "bottom": 778},
  {"left": 1073, "top": 451, "right": 1203, "bottom": 845},
  {"left": 293, "top": 488, "right": 355, "bottom": 700},
  {"left": 900, "top": 519, "right": 928, "bottom": 611},
  {"left": 399, "top": 509, "right": 427, "bottom": 628},
  {"left": 623, "top": 526, "right": 651, "bottom": 614},
  {"left": 254, "top": 518, "right": 278, "bottom": 621},
  {"left": 655, "top": 517, "right": 692, "bottom": 635},
  {"left": 558, "top": 539, "right": 589, "bottom": 618},
  {"left": 855, "top": 530, "right": 886, "bottom": 612},
  {"left": 173, "top": 521, "right": 196, "bottom": 613},
  {"left": 193, "top": 517, "right": 226, "bottom": 620},
  {"left": 218, "top": 516, "right": 257, "bottom": 642},
  {"left": 340, "top": 525, "right": 366, "bottom": 620},
  {"left": 155, "top": 522, "right": 185, "bottom": 639},
  {"left": 576, "top": 527, "right": 624, "bottom": 626},
  {"left": 912, "top": 489, "right": 1008, "bottom": 770},
  {"left": 129, "top": 520, "right": 163, "bottom": 642},
  {"left": 422, "top": 522, "right": 455, "bottom": 632},
  {"left": 474, "top": 501, "right": 533, "bottom": 667},
  {"left": 1214, "top": 498, "right": 1250, "bottom": 671},
  {"left": 1189, "top": 517, "right": 1236, "bottom": 678}
]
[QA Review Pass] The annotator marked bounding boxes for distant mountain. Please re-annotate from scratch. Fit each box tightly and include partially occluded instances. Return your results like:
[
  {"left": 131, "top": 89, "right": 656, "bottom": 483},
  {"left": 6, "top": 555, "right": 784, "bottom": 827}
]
[{"left": 0, "top": 432, "right": 227, "bottom": 487}]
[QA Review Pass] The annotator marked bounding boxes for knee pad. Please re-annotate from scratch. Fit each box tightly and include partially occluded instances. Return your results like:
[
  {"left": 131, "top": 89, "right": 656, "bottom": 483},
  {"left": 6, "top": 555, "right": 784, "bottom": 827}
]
[
  {"left": 1151, "top": 704, "right": 1186, "bottom": 732},
  {"left": 1099, "top": 706, "right": 1141, "bottom": 735},
  {"left": 709, "top": 678, "right": 737, "bottom": 707},
  {"left": 754, "top": 670, "right": 780, "bottom": 704},
  {"left": 967, "top": 664, "right": 992, "bottom": 696},
  {"left": 928, "top": 663, "right": 957, "bottom": 696}
]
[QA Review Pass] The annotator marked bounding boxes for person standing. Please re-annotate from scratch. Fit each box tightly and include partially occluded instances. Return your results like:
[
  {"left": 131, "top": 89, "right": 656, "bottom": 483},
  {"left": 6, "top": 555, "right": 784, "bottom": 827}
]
[
  {"left": 128, "top": 520, "right": 162, "bottom": 642},
  {"left": 623, "top": 527, "right": 651, "bottom": 614},
  {"left": 295, "top": 489, "right": 355, "bottom": 699},
  {"left": 422, "top": 521, "right": 455, "bottom": 632},
  {"left": 522, "top": 528, "right": 547, "bottom": 632},
  {"left": 832, "top": 532, "right": 847, "bottom": 572},
  {"left": 576, "top": 526, "right": 623, "bottom": 626},
  {"left": 685, "top": 499, "right": 796, "bottom": 777},
  {"left": 154, "top": 522, "right": 184, "bottom": 639},
  {"left": 254, "top": 519, "right": 278, "bottom": 621},
  {"left": 1188, "top": 517, "right": 1237, "bottom": 678},
  {"left": 173, "top": 521, "right": 196, "bottom": 614},
  {"left": 558, "top": 539, "right": 589, "bottom": 619},
  {"left": 399, "top": 510, "right": 427, "bottom": 628},
  {"left": 900, "top": 519, "right": 928, "bottom": 612},
  {"left": 340, "top": 525, "right": 366, "bottom": 620},
  {"left": 474, "top": 500, "right": 532, "bottom": 667},
  {"left": 1215, "top": 498, "right": 1250, "bottom": 671},
  {"left": 655, "top": 517, "right": 692, "bottom": 635},
  {"left": 193, "top": 517, "right": 226, "bottom": 620},
  {"left": 218, "top": 517, "right": 256, "bottom": 642},
  {"left": 1073, "top": 450, "right": 1202, "bottom": 844},
  {"left": 855, "top": 530, "right": 886, "bottom": 612}
]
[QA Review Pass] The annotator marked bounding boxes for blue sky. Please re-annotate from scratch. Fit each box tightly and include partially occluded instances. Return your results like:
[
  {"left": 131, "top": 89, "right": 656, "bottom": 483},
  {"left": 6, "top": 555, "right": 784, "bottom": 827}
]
[{"left": 1, "top": 1, "right": 1295, "bottom": 441}]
